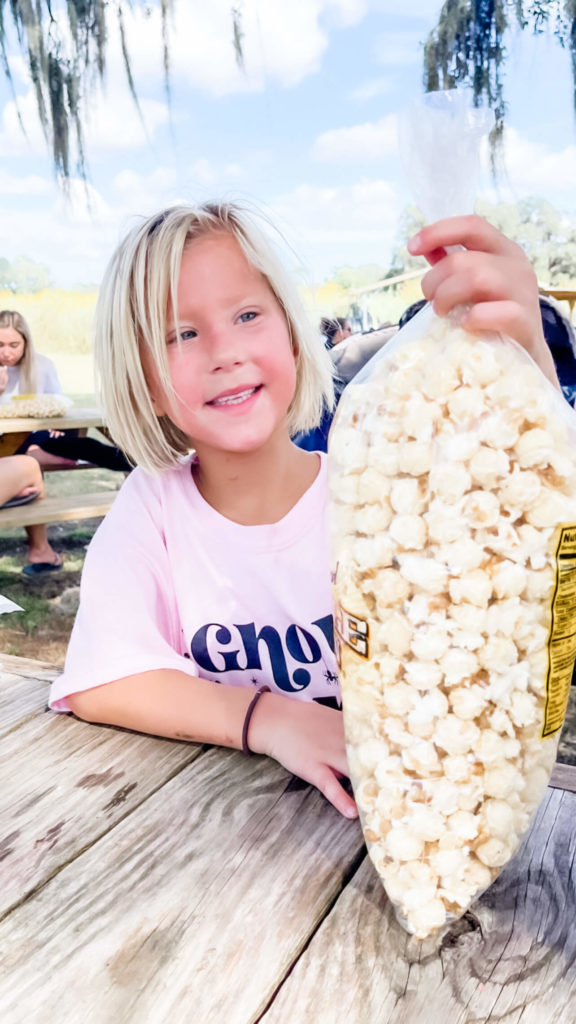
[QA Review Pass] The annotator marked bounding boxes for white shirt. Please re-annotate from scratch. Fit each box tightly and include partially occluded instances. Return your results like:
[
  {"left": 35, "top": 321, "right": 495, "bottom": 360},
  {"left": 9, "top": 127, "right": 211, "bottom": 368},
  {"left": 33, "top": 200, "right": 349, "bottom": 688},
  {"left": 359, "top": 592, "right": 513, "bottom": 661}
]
[{"left": 1, "top": 354, "right": 61, "bottom": 403}]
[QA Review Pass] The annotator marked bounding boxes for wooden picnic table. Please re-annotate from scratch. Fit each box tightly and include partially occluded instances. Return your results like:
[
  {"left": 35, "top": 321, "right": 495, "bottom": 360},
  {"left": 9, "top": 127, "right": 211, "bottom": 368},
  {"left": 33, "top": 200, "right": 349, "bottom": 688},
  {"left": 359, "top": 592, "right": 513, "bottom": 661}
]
[
  {"left": 1, "top": 652, "right": 576, "bottom": 1023},
  {"left": 0, "top": 407, "right": 106, "bottom": 457}
]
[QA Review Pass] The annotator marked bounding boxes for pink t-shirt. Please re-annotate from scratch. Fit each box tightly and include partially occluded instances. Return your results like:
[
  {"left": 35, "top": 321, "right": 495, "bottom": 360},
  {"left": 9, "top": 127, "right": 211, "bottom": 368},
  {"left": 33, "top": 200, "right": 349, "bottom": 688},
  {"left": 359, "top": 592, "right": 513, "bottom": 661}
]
[{"left": 49, "top": 453, "right": 340, "bottom": 712}]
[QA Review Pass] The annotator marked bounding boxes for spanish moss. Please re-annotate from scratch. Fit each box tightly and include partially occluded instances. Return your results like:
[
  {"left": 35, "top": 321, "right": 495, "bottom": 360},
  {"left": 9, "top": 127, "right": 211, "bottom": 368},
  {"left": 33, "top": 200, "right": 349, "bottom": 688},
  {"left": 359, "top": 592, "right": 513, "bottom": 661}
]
[{"left": 423, "top": 0, "right": 576, "bottom": 171}]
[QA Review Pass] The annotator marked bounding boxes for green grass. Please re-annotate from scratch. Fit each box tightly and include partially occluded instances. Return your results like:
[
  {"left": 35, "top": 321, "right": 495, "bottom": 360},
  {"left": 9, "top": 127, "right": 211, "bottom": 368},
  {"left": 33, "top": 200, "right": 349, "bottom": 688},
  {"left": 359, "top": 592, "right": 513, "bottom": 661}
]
[{"left": 0, "top": 565, "right": 53, "bottom": 634}]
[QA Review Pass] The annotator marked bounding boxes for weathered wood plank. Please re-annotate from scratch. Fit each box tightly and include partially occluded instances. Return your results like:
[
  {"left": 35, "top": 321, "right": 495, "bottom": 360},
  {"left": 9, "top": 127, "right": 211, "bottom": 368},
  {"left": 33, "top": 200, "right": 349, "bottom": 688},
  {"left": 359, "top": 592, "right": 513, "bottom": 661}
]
[
  {"left": 0, "top": 711, "right": 204, "bottom": 920},
  {"left": 262, "top": 787, "right": 576, "bottom": 1024},
  {"left": 0, "top": 653, "right": 60, "bottom": 678},
  {"left": 0, "top": 750, "right": 364, "bottom": 1024},
  {"left": 0, "top": 661, "right": 60, "bottom": 738},
  {"left": 0, "top": 490, "right": 115, "bottom": 528},
  {"left": 549, "top": 761, "right": 576, "bottom": 793}
]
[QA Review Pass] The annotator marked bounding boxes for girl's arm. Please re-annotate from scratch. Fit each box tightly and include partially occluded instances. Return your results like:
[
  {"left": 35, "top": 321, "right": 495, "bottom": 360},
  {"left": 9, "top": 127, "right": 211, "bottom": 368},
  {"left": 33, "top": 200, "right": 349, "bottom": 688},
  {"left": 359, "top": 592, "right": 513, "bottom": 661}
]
[
  {"left": 408, "top": 214, "right": 560, "bottom": 389},
  {"left": 68, "top": 670, "right": 358, "bottom": 819}
]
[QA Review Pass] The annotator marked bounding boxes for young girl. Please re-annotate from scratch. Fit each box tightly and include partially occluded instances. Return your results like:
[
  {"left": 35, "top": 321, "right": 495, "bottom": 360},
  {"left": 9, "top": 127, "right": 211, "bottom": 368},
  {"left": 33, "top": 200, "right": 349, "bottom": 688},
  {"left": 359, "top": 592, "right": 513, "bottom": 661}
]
[{"left": 48, "top": 203, "right": 558, "bottom": 819}]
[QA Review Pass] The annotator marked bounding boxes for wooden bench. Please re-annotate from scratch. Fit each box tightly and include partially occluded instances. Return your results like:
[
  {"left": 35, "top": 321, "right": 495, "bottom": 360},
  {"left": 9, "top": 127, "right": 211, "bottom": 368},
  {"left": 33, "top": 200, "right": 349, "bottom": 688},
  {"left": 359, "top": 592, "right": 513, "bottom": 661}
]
[{"left": 0, "top": 491, "right": 116, "bottom": 529}]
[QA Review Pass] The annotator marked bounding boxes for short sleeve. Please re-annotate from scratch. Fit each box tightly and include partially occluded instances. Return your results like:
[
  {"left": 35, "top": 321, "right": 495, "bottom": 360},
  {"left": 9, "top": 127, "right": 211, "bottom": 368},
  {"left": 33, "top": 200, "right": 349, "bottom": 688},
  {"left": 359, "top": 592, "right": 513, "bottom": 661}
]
[{"left": 49, "top": 471, "right": 199, "bottom": 712}]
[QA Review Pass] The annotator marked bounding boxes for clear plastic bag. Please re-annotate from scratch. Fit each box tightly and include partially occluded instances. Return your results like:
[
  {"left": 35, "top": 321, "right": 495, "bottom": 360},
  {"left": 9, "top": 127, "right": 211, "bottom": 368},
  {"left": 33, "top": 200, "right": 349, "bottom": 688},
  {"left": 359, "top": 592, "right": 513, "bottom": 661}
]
[{"left": 328, "top": 92, "right": 576, "bottom": 939}]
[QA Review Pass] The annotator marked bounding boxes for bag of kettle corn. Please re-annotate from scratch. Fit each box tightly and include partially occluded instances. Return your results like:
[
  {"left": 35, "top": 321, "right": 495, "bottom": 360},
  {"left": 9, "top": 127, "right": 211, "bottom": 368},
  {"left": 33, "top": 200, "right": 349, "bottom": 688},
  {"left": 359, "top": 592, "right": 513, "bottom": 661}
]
[{"left": 329, "top": 92, "right": 576, "bottom": 938}]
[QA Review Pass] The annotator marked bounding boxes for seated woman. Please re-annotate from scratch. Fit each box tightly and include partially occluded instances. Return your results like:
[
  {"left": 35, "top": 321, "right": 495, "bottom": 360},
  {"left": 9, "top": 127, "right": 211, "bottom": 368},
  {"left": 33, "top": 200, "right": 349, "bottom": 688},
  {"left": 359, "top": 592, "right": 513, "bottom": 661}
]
[
  {"left": 0, "top": 309, "right": 131, "bottom": 472},
  {"left": 0, "top": 454, "right": 62, "bottom": 574}
]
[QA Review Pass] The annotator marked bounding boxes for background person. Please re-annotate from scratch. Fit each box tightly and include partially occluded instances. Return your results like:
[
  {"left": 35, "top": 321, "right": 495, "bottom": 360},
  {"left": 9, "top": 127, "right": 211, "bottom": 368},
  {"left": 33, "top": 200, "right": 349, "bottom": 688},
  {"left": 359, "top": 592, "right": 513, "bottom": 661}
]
[
  {"left": 0, "top": 309, "right": 61, "bottom": 400},
  {"left": 0, "top": 309, "right": 131, "bottom": 473},
  {"left": 320, "top": 316, "right": 352, "bottom": 349}
]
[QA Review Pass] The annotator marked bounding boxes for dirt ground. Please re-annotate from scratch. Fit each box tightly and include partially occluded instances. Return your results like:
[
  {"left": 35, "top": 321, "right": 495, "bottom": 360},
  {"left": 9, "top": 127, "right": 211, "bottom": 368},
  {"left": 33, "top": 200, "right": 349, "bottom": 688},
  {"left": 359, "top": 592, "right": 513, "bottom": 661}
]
[
  {"left": 0, "top": 461, "right": 123, "bottom": 662},
  {"left": 0, "top": 517, "right": 97, "bottom": 661}
]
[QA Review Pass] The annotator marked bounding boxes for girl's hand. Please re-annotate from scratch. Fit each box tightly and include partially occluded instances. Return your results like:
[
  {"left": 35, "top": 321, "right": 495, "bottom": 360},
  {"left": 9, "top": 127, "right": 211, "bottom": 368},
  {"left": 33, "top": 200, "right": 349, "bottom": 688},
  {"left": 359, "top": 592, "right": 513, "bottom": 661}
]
[
  {"left": 0, "top": 366, "right": 8, "bottom": 394},
  {"left": 408, "top": 214, "right": 559, "bottom": 388},
  {"left": 249, "top": 692, "right": 358, "bottom": 820}
]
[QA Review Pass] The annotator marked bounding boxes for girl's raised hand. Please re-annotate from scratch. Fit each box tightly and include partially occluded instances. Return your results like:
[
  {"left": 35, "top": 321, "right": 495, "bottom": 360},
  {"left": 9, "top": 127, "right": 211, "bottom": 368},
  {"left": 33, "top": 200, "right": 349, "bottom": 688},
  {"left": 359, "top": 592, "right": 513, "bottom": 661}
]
[
  {"left": 249, "top": 692, "right": 358, "bottom": 820},
  {"left": 408, "top": 214, "right": 559, "bottom": 388}
]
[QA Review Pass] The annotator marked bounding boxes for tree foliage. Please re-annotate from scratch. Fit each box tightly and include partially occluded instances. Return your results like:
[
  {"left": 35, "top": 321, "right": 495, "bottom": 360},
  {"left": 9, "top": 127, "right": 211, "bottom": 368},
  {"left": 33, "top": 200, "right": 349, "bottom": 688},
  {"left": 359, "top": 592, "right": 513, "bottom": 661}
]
[
  {"left": 391, "top": 197, "right": 576, "bottom": 285},
  {"left": 476, "top": 196, "right": 576, "bottom": 283},
  {"left": 0, "top": 254, "right": 51, "bottom": 292},
  {"left": 424, "top": 1, "right": 576, "bottom": 156},
  {"left": 0, "top": 0, "right": 174, "bottom": 182}
]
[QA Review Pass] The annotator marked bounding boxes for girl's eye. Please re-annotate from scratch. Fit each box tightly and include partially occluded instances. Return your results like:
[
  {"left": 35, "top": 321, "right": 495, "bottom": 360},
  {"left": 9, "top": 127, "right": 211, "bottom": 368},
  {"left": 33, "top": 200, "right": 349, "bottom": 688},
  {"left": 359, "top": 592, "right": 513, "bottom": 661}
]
[
  {"left": 238, "top": 311, "right": 257, "bottom": 323},
  {"left": 167, "top": 328, "right": 197, "bottom": 344}
]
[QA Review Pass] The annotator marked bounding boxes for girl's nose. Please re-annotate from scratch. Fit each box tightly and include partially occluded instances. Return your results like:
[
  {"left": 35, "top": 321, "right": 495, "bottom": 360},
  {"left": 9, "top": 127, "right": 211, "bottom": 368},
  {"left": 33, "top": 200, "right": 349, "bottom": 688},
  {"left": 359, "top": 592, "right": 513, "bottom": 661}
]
[{"left": 207, "top": 327, "right": 243, "bottom": 370}]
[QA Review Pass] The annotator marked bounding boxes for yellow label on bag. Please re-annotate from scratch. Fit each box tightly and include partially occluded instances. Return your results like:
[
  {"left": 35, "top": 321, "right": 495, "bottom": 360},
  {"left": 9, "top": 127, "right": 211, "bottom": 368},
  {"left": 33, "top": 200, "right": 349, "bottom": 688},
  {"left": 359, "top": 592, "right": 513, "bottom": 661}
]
[
  {"left": 543, "top": 523, "right": 576, "bottom": 738},
  {"left": 335, "top": 604, "right": 370, "bottom": 665}
]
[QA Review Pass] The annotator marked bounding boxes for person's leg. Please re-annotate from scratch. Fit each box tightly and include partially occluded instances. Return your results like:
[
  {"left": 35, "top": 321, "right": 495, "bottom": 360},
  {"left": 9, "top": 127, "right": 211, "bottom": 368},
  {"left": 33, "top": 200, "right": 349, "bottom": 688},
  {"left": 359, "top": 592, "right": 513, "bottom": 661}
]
[
  {"left": 25, "top": 524, "right": 62, "bottom": 569},
  {"left": 26, "top": 447, "right": 77, "bottom": 469},
  {"left": 28, "top": 435, "right": 132, "bottom": 472},
  {"left": 0, "top": 455, "right": 43, "bottom": 505}
]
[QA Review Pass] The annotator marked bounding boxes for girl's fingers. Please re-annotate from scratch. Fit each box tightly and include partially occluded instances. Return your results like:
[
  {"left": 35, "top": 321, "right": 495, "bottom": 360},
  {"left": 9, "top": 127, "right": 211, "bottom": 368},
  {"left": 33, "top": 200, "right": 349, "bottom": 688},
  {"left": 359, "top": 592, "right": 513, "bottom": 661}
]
[
  {"left": 423, "top": 254, "right": 515, "bottom": 316},
  {"left": 459, "top": 300, "right": 528, "bottom": 337},
  {"left": 314, "top": 764, "right": 358, "bottom": 819},
  {"left": 409, "top": 214, "right": 522, "bottom": 261}
]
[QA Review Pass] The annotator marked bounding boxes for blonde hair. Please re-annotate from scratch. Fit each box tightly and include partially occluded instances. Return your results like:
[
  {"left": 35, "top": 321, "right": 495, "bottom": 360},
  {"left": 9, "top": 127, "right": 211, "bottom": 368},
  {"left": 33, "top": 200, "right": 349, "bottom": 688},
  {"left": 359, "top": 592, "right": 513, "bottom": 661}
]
[
  {"left": 95, "top": 202, "right": 335, "bottom": 473},
  {"left": 0, "top": 310, "right": 37, "bottom": 392}
]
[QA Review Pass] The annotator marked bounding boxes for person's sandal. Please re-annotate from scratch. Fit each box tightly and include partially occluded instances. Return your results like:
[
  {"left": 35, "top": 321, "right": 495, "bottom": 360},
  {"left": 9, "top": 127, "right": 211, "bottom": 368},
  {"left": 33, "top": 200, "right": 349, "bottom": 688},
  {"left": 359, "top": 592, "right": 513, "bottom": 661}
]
[
  {"left": 22, "top": 555, "right": 63, "bottom": 577},
  {"left": 0, "top": 489, "right": 41, "bottom": 509}
]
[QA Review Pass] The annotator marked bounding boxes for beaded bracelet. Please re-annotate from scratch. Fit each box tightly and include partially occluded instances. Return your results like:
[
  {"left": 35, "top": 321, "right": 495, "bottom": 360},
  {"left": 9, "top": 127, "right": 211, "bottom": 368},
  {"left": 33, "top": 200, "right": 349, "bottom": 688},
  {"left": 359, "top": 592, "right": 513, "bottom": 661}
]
[{"left": 242, "top": 686, "right": 271, "bottom": 756}]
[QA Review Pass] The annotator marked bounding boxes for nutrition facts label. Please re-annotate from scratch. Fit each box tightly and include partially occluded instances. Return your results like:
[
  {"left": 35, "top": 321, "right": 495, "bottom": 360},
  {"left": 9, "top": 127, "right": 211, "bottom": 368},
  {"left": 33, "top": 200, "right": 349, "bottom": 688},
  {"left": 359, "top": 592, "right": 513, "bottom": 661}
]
[{"left": 543, "top": 524, "right": 576, "bottom": 737}]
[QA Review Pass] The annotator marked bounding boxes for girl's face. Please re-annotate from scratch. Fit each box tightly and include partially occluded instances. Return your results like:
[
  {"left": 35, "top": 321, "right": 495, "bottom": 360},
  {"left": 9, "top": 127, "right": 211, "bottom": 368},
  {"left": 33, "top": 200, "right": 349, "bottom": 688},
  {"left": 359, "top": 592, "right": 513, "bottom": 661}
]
[
  {"left": 0, "top": 327, "right": 25, "bottom": 366},
  {"left": 148, "top": 231, "right": 297, "bottom": 455}
]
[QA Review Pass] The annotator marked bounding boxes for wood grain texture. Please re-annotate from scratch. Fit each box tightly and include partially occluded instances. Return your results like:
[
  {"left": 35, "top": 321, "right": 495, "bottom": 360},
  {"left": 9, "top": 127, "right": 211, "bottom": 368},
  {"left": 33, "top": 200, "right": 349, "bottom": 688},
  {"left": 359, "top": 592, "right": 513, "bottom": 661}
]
[
  {"left": 0, "top": 711, "right": 203, "bottom": 919},
  {"left": 0, "top": 490, "right": 115, "bottom": 527},
  {"left": 0, "top": 653, "right": 60, "bottom": 676},
  {"left": 549, "top": 761, "right": 576, "bottom": 793},
  {"left": 262, "top": 787, "right": 576, "bottom": 1024},
  {"left": 0, "top": 749, "right": 364, "bottom": 1024},
  {"left": 0, "top": 661, "right": 60, "bottom": 738}
]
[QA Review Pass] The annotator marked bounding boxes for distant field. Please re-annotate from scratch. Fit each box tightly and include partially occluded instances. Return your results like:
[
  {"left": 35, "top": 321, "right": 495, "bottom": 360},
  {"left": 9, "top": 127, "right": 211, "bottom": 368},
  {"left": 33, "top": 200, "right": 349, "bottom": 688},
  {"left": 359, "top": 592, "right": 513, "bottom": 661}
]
[{"left": 54, "top": 354, "right": 96, "bottom": 400}]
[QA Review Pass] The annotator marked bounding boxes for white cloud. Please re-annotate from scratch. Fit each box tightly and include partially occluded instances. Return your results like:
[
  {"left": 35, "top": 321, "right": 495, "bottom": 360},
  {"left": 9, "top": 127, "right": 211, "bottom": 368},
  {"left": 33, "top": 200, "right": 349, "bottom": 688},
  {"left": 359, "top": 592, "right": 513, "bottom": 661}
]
[
  {"left": 312, "top": 114, "right": 398, "bottom": 163},
  {"left": 93, "top": 0, "right": 368, "bottom": 99},
  {"left": 0, "top": 169, "right": 50, "bottom": 196},
  {"left": 83, "top": 93, "right": 170, "bottom": 150},
  {"left": 350, "top": 76, "right": 394, "bottom": 101},
  {"left": 373, "top": 30, "right": 425, "bottom": 67},
  {"left": 0, "top": 81, "right": 170, "bottom": 159},
  {"left": 499, "top": 128, "right": 576, "bottom": 201},
  {"left": 271, "top": 178, "right": 400, "bottom": 276}
]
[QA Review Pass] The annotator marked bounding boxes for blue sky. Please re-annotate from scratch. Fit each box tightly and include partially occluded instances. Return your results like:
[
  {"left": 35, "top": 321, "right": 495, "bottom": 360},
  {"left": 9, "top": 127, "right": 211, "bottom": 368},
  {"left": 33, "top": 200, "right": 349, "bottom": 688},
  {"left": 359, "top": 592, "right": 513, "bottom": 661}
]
[{"left": 0, "top": 0, "right": 574, "bottom": 288}]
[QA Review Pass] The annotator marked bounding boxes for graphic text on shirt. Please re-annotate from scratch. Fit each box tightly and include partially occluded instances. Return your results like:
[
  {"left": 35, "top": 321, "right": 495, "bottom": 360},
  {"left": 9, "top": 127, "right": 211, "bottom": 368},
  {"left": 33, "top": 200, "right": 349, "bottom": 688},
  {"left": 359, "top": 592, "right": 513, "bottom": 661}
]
[{"left": 190, "top": 615, "right": 335, "bottom": 693}]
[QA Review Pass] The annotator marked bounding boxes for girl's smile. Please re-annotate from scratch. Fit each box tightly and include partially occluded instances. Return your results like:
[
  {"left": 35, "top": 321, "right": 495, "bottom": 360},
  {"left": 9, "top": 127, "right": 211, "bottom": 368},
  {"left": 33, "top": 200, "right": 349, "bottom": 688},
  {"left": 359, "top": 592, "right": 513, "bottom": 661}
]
[{"left": 206, "top": 383, "right": 263, "bottom": 410}]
